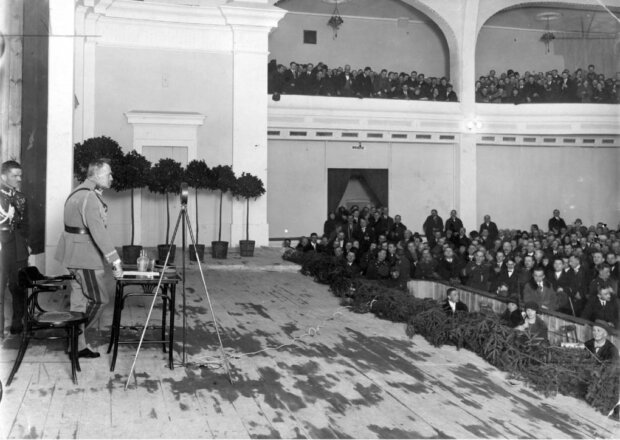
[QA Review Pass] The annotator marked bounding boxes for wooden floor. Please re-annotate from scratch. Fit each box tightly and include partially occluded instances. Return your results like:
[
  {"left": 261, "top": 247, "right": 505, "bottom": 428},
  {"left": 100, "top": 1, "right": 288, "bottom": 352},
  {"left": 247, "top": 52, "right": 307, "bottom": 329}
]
[{"left": 1, "top": 264, "right": 618, "bottom": 439}]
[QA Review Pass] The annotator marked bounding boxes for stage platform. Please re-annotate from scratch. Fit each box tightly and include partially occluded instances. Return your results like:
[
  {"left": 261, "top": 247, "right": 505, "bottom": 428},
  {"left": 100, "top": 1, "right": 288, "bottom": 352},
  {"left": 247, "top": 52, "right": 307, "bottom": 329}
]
[{"left": 0, "top": 253, "right": 618, "bottom": 439}]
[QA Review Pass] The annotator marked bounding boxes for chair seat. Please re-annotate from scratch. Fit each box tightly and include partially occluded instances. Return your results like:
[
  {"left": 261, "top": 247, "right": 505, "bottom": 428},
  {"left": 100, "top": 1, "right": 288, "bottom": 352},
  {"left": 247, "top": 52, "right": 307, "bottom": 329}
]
[{"left": 34, "top": 311, "right": 86, "bottom": 325}]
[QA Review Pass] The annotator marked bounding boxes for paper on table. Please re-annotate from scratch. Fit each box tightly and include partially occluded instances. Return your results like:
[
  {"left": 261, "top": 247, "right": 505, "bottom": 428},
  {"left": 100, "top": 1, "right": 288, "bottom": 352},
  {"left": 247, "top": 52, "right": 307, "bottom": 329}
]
[{"left": 122, "top": 271, "right": 160, "bottom": 277}]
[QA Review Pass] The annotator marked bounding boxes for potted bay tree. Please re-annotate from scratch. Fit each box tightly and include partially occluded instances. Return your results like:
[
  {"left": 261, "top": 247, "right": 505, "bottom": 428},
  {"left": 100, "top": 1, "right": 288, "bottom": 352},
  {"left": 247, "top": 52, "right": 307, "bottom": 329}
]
[
  {"left": 184, "top": 159, "right": 210, "bottom": 262},
  {"left": 73, "top": 136, "right": 124, "bottom": 184},
  {"left": 207, "top": 165, "right": 236, "bottom": 259},
  {"left": 232, "top": 172, "right": 265, "bottom": 257},
  {"left": 114, "top": 150, "right": 151, "bottom": 264},
  {"left": 147, "top": 158, "right": 184, "bottom": 264}
]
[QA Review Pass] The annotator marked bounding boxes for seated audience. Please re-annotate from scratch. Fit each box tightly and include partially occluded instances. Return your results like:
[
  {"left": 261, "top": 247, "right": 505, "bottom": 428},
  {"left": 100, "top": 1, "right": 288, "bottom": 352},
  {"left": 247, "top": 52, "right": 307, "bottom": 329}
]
[
  {"left": 515, "top": 301, "right": 548, "bottom": 342},
  {"left": 442, "top": 287, "right": 469, "bottom": 317},
  {"left": 584, "top": 320, "right": 619, "bottom": 363}
]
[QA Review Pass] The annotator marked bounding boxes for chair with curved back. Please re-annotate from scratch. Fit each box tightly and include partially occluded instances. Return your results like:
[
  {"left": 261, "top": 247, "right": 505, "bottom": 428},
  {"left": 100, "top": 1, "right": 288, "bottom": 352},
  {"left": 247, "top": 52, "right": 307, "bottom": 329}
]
[{"left": 6, "top": 267, "right": 86, "bottom": 386}]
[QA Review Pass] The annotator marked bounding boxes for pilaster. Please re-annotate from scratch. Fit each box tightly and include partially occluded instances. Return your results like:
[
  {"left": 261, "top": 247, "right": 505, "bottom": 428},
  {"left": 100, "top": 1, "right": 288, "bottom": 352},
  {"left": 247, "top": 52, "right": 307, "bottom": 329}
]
[
  {"left": 45, "top": 0, "right": 75, "bottom": 274},
  {"left": 220, "top": 2, "right": 285, "bottom": 246}
]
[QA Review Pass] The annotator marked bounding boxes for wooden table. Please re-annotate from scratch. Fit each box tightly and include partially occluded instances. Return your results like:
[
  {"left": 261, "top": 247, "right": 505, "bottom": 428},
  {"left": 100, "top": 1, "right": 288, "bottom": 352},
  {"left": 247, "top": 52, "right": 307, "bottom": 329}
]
[{"left": 107, "top": 271, "right": 181, "bottom": 371}]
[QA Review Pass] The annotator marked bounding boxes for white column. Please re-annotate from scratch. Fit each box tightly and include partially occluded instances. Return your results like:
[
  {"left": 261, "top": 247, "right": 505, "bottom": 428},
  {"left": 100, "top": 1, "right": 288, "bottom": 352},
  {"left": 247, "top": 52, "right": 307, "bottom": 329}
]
[
  {"left": 221, "top": 2, "right": 285, "bottom": 247},
  {"left": 45, "top": 0, "right": 75, "bottom": 274},
  {"left": 456, "top": 0, "right": 480, "bottom": 232}
]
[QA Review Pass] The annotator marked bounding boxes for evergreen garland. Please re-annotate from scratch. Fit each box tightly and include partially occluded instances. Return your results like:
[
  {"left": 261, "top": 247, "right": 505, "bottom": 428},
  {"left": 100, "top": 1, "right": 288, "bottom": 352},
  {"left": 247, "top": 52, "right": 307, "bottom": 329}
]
[{"left": 283, "top": 251, "right": 620, "bottom": 417}]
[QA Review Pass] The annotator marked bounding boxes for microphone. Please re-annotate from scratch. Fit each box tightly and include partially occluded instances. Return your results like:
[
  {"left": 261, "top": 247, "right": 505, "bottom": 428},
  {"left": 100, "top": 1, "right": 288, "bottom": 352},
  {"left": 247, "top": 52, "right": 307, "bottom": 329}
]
[{"left": 180, "top": 182, "right": 188, "bottom": 206}]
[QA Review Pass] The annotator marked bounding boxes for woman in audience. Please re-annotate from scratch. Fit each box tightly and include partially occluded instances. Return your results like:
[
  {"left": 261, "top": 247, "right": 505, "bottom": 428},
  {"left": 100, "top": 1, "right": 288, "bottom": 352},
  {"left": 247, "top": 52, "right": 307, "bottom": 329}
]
[
  {"left": 515, "top": 301, "right": 548, "bottom": 342},
  {"left": 501, "top": 296, "right": 525, "bottom": 328}
]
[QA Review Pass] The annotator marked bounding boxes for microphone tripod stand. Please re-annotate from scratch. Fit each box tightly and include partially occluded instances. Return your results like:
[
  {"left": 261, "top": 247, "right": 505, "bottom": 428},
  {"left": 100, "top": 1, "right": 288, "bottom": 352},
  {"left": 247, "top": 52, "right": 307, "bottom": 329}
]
[{"left": 125, "top": 183, "right": 233, "bottom": 389}]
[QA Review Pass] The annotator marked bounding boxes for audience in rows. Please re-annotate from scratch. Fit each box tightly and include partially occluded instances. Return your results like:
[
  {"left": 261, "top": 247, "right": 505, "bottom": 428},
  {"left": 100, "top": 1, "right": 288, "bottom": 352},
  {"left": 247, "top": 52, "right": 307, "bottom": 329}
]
[
  {"left": 268, "top": 60, "right": 458, "bottom": 101},
  {"left": 476, "top": 65, "right": 620, "bottom": 104},
  {"left": 286, "top": 206, "right": 620, "bottom": 332}
]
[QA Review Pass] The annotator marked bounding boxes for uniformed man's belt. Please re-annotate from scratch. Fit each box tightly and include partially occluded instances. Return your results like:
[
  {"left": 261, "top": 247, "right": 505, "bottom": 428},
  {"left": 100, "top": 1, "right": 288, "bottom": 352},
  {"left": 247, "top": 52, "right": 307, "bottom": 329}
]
[
  {"left": 0, "top": 226, "right": 11, "bottom": 232},
  {"left": 65, "top": 225, "right": 90, "bottom": 235}
]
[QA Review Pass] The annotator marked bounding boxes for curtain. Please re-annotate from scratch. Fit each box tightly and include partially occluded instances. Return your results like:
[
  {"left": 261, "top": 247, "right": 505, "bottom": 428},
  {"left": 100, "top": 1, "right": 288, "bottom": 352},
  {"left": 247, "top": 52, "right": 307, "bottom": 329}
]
[
  {"left": 358, "top": 169, "right": 388, "bottom": 208},
  {"left": 20, "top": 0, "right": 49, "bottom": 254},
  {"left": 327, "top": 169, "right": 351, "bottom": 214}
]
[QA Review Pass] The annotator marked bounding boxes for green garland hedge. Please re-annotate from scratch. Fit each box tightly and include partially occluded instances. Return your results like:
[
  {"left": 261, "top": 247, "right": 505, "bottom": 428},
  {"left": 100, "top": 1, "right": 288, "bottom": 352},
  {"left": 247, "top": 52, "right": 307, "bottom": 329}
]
[{"left": 283, "top": 250, "right": 620, "bottom": 417}]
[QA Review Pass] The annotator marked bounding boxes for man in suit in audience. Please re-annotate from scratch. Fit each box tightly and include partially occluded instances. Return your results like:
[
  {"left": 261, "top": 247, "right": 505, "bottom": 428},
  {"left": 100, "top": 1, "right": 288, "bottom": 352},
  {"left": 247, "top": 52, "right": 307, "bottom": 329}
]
[
  {"left": 374, "top": 207, "right": 393, "bottom": 238},
  {"left": 588, "top": 264, "right": 618, "bottom": 298},
  {"left": 548, "top": 209, "right": 567, "bottom": 235},
  {"left": 567, "top": 254, "right": 589, "bottom": 313},
  {"left": 444, "top": 210, "right": 463, "bottom": 235},
  {"left": 581, "top": 286, "right": 619, "bottom": 329},
  {"left": 497, "top": 257, "right": 520, "bottom": 294},
  {"left": 387, "top": 214, "right": 407, "bottom": 243},
  {"left": 353, "top": 66, "right": 374, "bottom": 97},
  {"left": 607, "top": 252, "right": 619, "bottom": 281},
  {"left": 517, "top": 255, "right": 536, "bottom": 299},
  {"left": 463, "top": 250, "right": 491, "bottom": 291},
  {"left": 523, "top": 268, "right": 559, "bottom": 311},
  {"left": 442, "top": 287, "right": 468, "bottom": 317},
  {"left": 437, "top": 247, "right": 463, "bottom": 285},
  {"left": 547, "top": 257, "right": 574, "bottom": 315},
  {"left": 479, "top": 215, "right": 499, "bottom": 242},
  {"left": 304, "top": 233, "right": 319, "bottom": 253},
  {"left": 354, "top": 217, "right": 375, "bottom": 254},
  {"left": 343, "top": 251, "right": 361, "bottom": 278},
  {"left": 423, "top": 209, "right": 444, "bottom": 247}
]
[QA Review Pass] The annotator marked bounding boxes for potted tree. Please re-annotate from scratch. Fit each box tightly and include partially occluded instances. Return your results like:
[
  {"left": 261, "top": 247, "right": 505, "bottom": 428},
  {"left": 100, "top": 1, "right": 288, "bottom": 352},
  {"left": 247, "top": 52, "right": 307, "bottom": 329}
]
[
  {"left": 73, "top": 136, "right": 124, "bottom": 184},
  {"left": 147, "top": 158, "right": 184, "bottom": 264},
  {"left": 113, "top": 150, "right": 151, "bottom": 264},
  {"left": 207, "top": 165, "right": 236, "bottom": 259},
  {"left": 184, "top": 159, "right": 210, "bottom": 262},
  {"left": 232, "top": 172, "right": 265, "bottom": 257}
]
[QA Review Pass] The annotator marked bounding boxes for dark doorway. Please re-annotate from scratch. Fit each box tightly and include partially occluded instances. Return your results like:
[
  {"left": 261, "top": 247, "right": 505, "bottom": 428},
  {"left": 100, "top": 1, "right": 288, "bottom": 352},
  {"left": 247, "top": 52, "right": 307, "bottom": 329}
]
[{"left": 327, "top": 169, "right": 388, "bottom": 214}]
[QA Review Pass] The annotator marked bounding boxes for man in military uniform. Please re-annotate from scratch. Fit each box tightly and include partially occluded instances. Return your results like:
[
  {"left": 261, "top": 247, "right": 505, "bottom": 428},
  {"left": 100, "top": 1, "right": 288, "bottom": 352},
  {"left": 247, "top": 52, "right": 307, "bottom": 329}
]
[
  {"left": 55, "top": 159, "right": 123, "bottom": 358},
  {"left": 0, "top": 160, "right": 29, "bottom": 335}
]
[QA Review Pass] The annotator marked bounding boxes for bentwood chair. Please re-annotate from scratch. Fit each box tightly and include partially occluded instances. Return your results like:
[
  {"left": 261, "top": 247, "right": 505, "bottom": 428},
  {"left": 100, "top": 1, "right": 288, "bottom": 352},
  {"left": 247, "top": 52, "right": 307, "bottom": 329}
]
[{"left": 6, "top": 267, "right": 86, "bottom": 386}]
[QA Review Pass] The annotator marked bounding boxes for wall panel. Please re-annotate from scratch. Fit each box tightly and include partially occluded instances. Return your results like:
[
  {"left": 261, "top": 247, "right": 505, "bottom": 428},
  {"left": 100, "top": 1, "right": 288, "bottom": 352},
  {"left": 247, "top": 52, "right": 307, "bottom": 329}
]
[{"left": 477, "top": 145, "right": 620, "bottom": 230}]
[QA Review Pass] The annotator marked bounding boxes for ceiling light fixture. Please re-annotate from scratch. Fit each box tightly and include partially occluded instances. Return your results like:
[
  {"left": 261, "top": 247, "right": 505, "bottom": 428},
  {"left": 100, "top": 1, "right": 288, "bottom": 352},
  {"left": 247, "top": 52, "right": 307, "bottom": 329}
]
[{"left": 327, "top": 0, "right": 344, "bottom": 39}]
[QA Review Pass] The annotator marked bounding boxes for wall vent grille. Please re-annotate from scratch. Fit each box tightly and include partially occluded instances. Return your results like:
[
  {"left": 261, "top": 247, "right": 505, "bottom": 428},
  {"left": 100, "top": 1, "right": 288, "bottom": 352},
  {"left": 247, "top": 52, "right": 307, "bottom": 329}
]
[
  {"left": 290, "top": 131, "right": 307, "bottom": 136},
  {"left": 342, "top": 132, "right": 359, "bottom": 138}
]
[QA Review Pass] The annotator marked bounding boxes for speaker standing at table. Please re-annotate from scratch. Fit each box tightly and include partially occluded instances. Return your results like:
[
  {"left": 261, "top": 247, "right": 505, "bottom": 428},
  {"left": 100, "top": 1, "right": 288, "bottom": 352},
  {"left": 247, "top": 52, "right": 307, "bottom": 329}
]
[{"left": 55, "top": 159, "right": 123, "bottom": 358}]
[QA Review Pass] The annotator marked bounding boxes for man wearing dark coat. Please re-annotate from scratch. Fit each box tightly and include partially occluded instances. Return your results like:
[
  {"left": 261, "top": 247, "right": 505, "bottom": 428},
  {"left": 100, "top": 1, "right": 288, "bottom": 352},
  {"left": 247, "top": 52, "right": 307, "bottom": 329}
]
[
  {"left": 547, "top": 209, "right": 567, "bottom": 235},
  {"left": 581, "top": 286, "right": 619, "bottom": 329},
  {"left": 422, "top": 209, "right": 443, "bottom": 247},
  {"left": 444, "top": 210, "right": 463, "bottom": 235},
  {"left": 442, "top": 287, "right": 468, "bottom": 317},
  {"left": 479, "top": 215, "right": 499, "bottom": 242},
  {"left": 0, "top": 161, "right": 29, "bottom": 335}
]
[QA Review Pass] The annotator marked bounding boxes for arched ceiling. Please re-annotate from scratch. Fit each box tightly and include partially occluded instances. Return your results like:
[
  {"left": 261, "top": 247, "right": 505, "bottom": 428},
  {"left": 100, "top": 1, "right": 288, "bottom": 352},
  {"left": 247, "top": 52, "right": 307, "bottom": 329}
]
[
  {"left": 486, "top": 4, "right": 620, "bottom": 36},
  {"left": 275, "top": 0, "right": 434, "bottom": 21}
]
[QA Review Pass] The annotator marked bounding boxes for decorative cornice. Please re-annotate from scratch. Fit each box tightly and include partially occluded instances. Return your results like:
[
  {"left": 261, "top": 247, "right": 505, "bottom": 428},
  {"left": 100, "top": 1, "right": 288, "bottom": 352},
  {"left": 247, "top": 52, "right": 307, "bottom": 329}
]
[
  {"left": 220, "top": 2, "right": 286, "bottom": 29},
  {"left": 126, "top": 111, "right": 205, "bottom": 126}
]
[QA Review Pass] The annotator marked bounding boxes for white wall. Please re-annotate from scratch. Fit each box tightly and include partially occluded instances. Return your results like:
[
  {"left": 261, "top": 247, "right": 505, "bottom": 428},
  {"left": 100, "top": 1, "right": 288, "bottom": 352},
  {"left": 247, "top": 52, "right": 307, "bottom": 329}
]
[
  {"left": 269, "top": 13, "right": 449, "bottom": 78},
  {"left": 94, "top": 46, "right": 235, "bottom": 246},
  {"left": 267, "top": 139, "right": 456, "bottom": 238},
  {"left": 476, "top": 145, "right": 620, "bottom": 230},
  {"left": 476, "top": 26, "right": 565, "bottom": 78}
]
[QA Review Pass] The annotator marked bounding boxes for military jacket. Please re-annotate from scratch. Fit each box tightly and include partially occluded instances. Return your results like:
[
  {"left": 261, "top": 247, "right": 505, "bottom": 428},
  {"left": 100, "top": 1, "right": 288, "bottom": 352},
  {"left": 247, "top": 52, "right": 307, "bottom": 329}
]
[
  {"left": 55, "top": 179, "right": 120, "bottom": 269},
  {"left": 0, "top": 182, "right": 29, "bottom": 261}
]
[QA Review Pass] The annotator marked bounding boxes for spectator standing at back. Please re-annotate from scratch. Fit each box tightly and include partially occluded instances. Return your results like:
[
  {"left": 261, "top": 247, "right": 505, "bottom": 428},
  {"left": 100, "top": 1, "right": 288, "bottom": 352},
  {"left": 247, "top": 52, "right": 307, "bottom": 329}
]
[
  {"left": 423, "top": 209, "right": 444, "bottom": 247},
  {"left": 479, "top": 215, "right": 499, "bottom": 242},
  {"left": 444, "top": 209, "right": 463, "bottom": 235},
  {"left": 548, "top": 209, "right": 567, "bottom": 235},
  {"left": 374, "top": 207, "right": 393, "bottom": 238}
]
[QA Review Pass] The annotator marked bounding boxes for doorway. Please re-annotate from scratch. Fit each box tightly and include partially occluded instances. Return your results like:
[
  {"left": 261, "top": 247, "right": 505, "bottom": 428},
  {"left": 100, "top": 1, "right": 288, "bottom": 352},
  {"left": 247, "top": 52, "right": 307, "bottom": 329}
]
[{"left": 327, "top": 168, "right": 388, "bottom": 214}]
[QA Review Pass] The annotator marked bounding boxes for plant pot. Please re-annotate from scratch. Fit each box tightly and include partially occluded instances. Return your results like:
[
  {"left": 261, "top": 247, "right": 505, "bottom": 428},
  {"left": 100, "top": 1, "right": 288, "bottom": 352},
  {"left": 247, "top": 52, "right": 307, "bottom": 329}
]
[
  {"left": 239, "top": 240, "right": 255, "bottom": 257},
  {"left": 122, "top": 245, "right": 143, "bottom": 265},
  {"left": 157, "top": 244, "right": 176, "bottom": 264},
  {"left": 211, "top": 241, "right": 228, "bottom": 259},
  {"left": 189, "top": 244, "right": 205, "bottom": 262}
]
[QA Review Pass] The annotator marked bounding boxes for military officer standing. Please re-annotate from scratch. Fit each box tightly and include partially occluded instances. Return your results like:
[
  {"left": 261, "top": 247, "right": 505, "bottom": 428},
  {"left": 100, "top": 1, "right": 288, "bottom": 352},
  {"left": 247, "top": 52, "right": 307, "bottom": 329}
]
[
  {"left": 55, "top": 159, "right": 123, "bottom": 358},
  {"left": 0, "top": 160, "right": 29, "bottom": 335}
]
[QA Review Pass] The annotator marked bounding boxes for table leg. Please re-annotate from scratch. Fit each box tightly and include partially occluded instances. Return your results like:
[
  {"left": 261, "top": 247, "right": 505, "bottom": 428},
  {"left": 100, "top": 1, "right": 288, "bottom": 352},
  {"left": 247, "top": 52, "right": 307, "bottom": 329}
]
[
  {"left": 110, "top": 283, "right": 123, "bottom": 372},
  {"left": 161, "top": 289, "right": 167, "bottom": 353}
]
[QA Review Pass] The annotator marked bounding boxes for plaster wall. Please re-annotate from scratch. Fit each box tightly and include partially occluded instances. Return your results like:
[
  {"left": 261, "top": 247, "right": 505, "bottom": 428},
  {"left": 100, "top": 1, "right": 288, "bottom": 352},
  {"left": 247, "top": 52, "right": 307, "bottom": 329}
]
[
  {"left": 268, "top": 13, "right": 449, "bottom": 78},
  {"left": 267, "top": 139, "right": 456, "bottom": 239},
  {"left": 93, "top": 46, "right": 235, "bottom": 246},
  {"left": 476, "top": 145, "right": 620, "bottom": 230}
]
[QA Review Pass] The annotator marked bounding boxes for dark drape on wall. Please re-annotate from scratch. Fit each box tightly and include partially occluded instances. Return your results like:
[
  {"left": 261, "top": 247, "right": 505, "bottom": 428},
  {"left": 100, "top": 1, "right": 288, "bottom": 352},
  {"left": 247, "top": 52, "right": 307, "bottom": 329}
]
[
  {"left": 327, "top": 169, "right": 351, "bottom": 215},
  {"left": 20, "top": 0, "right": 48, "bottom": 254},
  {"left": 327, "top": 168, "right": 388, "bottom": 214}
]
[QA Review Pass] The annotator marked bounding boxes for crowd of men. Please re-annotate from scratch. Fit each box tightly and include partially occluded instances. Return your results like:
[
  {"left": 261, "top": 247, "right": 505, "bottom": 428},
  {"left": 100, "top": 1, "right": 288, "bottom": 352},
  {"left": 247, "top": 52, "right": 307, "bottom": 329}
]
[
  {"left": 268, "top": 60, "right": 458, "bottom": 101},
  {"left": 476, "top": 64, "right": 620, "bottom": 104},
  {"left": 288, "top": 206, "right": 620, "bottom": 331}
]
